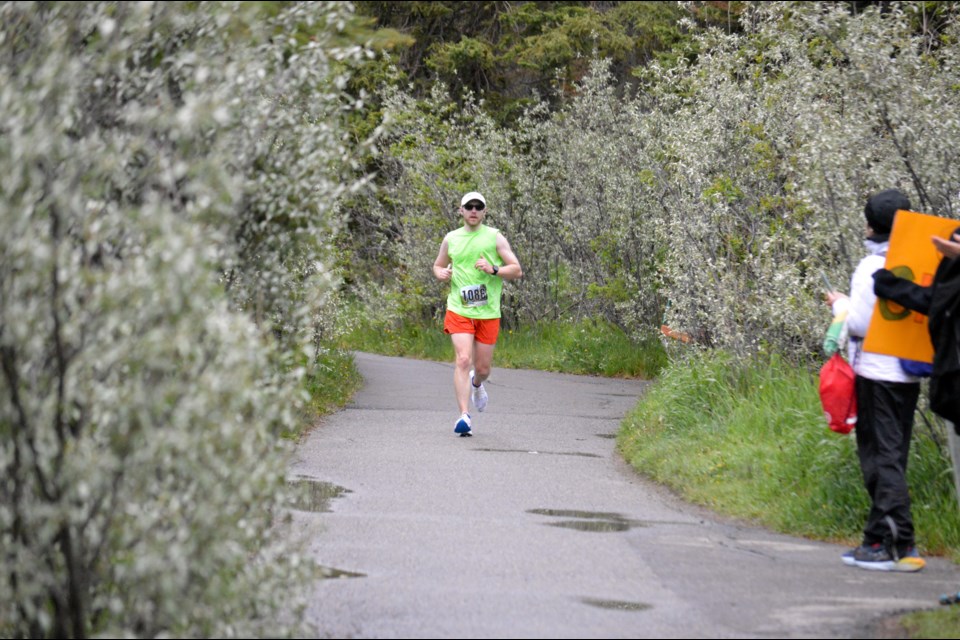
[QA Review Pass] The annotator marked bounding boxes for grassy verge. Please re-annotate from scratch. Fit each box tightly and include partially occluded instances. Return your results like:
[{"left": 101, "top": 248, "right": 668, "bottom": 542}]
[
  {"left": 901, "top": 607, "right": 960, "bottom": 639},
  {"left": 618, "top": 350, "right": 960, "bottom": 637},
  {"left": 618, "top": 354, "right": 960, "bottom": 638},
  {"left": 291, "top": 347, "right": 362, "bottom": 439},
  {"left": 617, "top": 350, "right": 960, "bottom": 556},
  {"left": 340, "top": 315, "right": 667, "bottom": 379}
]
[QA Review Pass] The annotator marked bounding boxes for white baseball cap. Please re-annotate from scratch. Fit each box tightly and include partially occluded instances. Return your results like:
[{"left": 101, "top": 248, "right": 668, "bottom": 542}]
[{"left": 460, "top": 192, "right": 486, "bottom": 207}]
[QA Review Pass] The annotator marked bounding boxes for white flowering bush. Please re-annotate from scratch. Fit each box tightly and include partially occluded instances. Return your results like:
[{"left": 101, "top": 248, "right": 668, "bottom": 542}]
[
  {"left": 1, "top": 2, "right": 373, "bottom": 637},
  {"left": 644, "top": 1, "right": 960, "bottom": 361},
  {"left": 356, "top": 1, "right": 960, "bottom": 363},
  {"left": 520, "top": 61, "right": 663, "bottom": 333}
]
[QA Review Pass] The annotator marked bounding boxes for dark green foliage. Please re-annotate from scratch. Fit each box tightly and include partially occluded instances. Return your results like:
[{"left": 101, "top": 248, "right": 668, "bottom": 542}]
[{"left": 354, "top": 1, "right": 711, "bottom": 125}]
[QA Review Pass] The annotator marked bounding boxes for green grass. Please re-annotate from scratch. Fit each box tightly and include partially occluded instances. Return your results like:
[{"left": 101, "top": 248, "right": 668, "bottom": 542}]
[
  {"left": 901, "top": 606, "right": 960, "bottom": 638},
  {"left": 341, "top": 316, "right": 452, "bottom": 362},
  {"left": 339, "top": 315, "right": 667, "bottom": 379},
  {"left": 292, "top": 347, "right": 363, "bottom": 438},
  {"left": 617, "top": 350, "right": 960, "bottom": 559}
]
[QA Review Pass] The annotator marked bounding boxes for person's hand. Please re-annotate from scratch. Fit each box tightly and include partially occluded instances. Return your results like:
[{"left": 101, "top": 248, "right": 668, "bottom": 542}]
[
  {"left": 872, "top": 267, "right": 900, "bottom": 288},
  {"left": 474, "top": 257, "right": 494, "bottom": 275},
  {"left": 933, "top": 232, "right": 960, "bottom": 259},
  {"left": 873, "top": 268, "right": 903, "bottom": 299},
  {"left": 825, "top": 291, "right": 847, "bottom": 306},
  {"left": 436, "top": 265, "right": 452, "bottom": 282}
]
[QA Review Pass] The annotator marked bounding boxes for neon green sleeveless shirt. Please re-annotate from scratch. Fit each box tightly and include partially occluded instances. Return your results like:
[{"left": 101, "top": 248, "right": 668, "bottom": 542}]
[{"left": 445, "top": 225, "right": 503, "bottom": 319}]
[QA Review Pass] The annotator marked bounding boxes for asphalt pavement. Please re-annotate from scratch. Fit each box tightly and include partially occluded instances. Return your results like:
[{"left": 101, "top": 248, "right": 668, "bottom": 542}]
[{"left": 289, "top": 352, "right": 960, "bottom": 638}]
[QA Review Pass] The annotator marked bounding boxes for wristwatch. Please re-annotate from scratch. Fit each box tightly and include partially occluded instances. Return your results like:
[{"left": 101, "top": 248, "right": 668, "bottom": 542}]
[{"left": 492, "top": 264, "right": 499, "bottom": 276}]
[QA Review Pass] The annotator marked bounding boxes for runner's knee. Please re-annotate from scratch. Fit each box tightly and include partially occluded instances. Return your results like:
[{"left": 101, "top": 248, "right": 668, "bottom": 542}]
[{"left": 455, "top": 352, "right": 472, "bottom": 371}]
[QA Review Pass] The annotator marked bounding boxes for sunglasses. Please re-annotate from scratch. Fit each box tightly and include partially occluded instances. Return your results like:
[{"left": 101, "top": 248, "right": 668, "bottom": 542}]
[{"left": 463, "top": 203, "right": 485, "bottom": 211}]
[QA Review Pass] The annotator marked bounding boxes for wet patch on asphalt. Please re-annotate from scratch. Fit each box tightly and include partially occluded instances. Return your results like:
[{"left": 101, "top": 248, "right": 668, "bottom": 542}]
[
  {"left": 528, "top": 508, "right": 624, "bottom": 520},
  {"left": 548, "top": 520, "right": 636, "bottom": 532},
  {"left": 287, "top": 477, "right": 351, "bottom": 513},
  {"left": 581, "top": 597, "right": 652, "bottom": 612},
  {"left": 319, "top": 565, "right": 366, "bottom": 579},
  {"left": 528, "top": 508, "right": 646, "bottom": 532},
  {"left": 528, "top": 508, "right": 695, "bottom": 532},
  {"left": 475, "top": 448, "right": 602, "bottom": 458}
]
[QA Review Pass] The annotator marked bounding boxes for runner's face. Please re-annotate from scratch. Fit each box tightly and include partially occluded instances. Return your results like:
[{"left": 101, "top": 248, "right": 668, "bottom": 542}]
[{"left": 460, "top": 201, "right": 485, "bottom": 226}]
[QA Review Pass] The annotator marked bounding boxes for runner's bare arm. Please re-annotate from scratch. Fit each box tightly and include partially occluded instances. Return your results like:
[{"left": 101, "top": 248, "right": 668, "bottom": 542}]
[
  {"left": 493, "top": 233, "right": 522, "bottom": 280},
  {"left": 433, "top": 238, "right": 452, "bottom": 282}
]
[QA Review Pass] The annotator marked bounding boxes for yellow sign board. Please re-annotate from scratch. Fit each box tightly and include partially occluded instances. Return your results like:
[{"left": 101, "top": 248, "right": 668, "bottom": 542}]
[{"left": 863, "top": 210, "right": 959, "bottom": 363}]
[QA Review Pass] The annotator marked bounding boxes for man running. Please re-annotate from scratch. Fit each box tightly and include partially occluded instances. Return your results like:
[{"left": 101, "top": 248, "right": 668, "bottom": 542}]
[{"left": 432, "top": 191, "right": 523, "bottom": 436}]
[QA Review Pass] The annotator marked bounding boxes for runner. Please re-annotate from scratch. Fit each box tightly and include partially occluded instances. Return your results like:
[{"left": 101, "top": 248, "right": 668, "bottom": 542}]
[{"left": 432, "top": 192, "right": 523, "bottom": 436}]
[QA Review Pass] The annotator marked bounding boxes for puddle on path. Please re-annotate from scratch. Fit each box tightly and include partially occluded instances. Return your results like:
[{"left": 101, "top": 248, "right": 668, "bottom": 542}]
[
  {"left": 528, "top": 508, "right": 646, "bottom": 532},
  {"left": 529, "top": 508, "right": 624, "bottom": 520},
  {"left": 287, "top": 477, "right": 351, "bottom": 513},
  {"left": 319, "top": 565, "right": 366, "bottom": 579},
  {"left": 475, "top": 448, "right": 601, "bottom": 459},
  {"left": 581, "top": 597, "right": 652, "bottom": 612},
  {"left": 528, "top": 508, "right": 693, "bottom": 532},
  {"left": 548, "top": 520, "right": 636, "bottom": 532}
]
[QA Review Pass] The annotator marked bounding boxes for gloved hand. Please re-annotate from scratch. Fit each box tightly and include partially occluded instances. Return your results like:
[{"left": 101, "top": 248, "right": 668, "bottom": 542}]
[
  {"left": 872, "top": 265, "right": 933, "bottom": 315},
  {"left": 872, "top": 268, "right": 902, "bottom": 297}
]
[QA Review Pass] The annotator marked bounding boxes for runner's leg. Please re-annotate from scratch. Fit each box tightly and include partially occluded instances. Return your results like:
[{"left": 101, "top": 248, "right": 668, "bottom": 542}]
[
  {"left": 473, "top": 340, "right": 495, "bottom": 385},
  {"left": 451, "top": 333, "right": 475, "bottom": 415}
]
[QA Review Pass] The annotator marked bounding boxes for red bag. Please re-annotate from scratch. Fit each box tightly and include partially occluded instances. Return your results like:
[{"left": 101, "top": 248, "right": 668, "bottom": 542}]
[{"left": 819, "top": 353, "right": 857, "bottom": 434}]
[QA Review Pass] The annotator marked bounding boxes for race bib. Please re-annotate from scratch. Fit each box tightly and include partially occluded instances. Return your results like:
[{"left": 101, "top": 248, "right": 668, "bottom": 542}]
[{"left": 460, "top": 284, "right": 489, "bottom": 307}]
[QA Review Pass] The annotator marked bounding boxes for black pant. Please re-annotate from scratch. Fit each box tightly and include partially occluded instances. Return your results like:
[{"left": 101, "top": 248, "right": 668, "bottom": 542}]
[{"left": 854, "top": 376, "right": 920, "bottom": 550}]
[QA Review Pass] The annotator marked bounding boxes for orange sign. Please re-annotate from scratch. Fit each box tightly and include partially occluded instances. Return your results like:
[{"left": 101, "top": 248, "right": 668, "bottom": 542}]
[{"left": 863, "top": 210, "right": 958, "bottom": 363}]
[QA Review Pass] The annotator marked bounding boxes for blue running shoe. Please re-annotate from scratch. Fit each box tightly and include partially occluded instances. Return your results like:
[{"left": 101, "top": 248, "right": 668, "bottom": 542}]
[{"left": 454, "top": 412, "right": 472, "bottom": 436}]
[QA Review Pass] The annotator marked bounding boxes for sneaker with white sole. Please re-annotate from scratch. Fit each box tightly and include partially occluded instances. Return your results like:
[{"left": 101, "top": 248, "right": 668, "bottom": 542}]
[
  {"left": 853, "top": 543, "right": 925, "bottom": 572},
  {"left": 454, "top": 412, "right": 472, "bottom": 437},
  {"left": 841, "top": 546, "right": 861, "bottom": 567},
  {"left": 470, "top": 369, "right": 488, "bottom": 412},
  {"left": 893, "top": 547, "right": 926, "bottom": 573},
  {"left": 842, "top": 544, "right": 879, "bottom": 567}
]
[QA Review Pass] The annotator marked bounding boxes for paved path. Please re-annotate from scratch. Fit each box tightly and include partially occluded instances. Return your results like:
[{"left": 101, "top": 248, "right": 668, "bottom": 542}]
[{"left": 290, "top": 352, "right": 960, "bottom": 638}]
